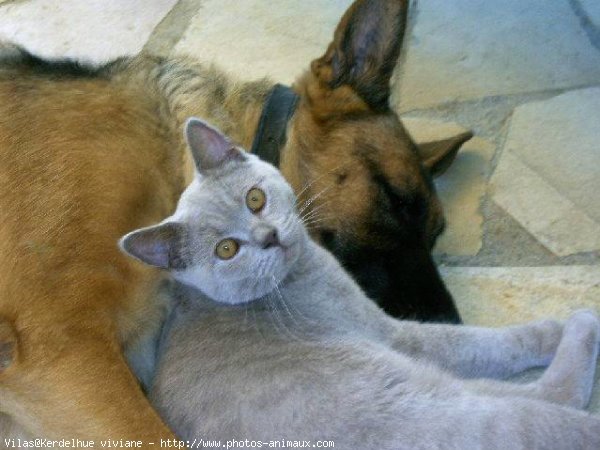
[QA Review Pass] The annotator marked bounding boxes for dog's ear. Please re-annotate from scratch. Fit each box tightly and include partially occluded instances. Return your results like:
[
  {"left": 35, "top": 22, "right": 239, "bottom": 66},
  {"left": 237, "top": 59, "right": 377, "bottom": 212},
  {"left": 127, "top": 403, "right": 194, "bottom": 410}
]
[
  {"left": 418, "top": 132, "right": 473, "bottom": 177},
  {"left": 119, "top": 222, "right": 186, "bottom": 270},
  {"left": 311, "top": 0, "right": 408, "bottom": 112},
  {"left": 185, "top": 118, "right": 245, "bottom": 173}
]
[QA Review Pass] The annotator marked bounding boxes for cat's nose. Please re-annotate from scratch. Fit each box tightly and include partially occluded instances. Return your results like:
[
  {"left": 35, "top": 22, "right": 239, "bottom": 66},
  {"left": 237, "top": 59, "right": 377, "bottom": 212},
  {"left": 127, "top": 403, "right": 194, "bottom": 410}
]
[{"left": 253, "top": 224, "right": 280, "bottom": 249}]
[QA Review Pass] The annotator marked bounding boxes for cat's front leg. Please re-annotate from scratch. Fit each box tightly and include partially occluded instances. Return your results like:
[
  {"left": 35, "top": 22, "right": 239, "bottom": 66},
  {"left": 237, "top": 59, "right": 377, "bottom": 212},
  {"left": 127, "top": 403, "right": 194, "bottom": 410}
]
[
  {"left": 383, "top": 313, "right": 566, "bottom": 379},
  {"left": 535, "top": 309, "right": 600, "bottom": 408}
]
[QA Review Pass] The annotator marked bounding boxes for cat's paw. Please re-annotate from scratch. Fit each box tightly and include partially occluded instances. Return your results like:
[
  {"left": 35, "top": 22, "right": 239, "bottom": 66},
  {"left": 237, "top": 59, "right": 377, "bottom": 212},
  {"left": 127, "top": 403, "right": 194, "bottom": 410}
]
[
  {"left": 566, "top": 309, "right": 600, "bottom": 345},
  {"left": 0, "top": 319, "right": 17, "bottom": 372},
  {"left": 569, "top": 308, "right": 600, "bottom": 321},
  {"left": 541, "top": 309, "right": 600, "bottom": 409}
]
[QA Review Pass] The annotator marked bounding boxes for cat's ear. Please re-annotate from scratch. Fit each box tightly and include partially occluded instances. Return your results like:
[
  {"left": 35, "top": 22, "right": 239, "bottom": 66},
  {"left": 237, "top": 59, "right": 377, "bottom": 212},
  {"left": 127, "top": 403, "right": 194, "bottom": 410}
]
[
  {"left": 119, "top": 222, "right": 186, "bottom": 270},
  {"left": 184, "top": 117, "right": 245, "bottom": 172}
]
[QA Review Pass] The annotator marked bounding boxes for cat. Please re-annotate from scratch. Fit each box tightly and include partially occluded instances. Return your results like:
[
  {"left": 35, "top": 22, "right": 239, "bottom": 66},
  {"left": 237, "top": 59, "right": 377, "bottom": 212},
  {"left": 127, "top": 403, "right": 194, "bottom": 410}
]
[{"left": 119, "top": 118, "right": 600, "bottom": 449}]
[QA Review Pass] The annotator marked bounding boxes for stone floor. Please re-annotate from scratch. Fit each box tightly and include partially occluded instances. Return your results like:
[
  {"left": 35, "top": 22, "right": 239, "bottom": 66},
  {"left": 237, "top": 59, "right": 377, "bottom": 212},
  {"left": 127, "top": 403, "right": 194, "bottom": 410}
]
[{"left": 1, "top": 0, "right": 599, "bottom": 410}]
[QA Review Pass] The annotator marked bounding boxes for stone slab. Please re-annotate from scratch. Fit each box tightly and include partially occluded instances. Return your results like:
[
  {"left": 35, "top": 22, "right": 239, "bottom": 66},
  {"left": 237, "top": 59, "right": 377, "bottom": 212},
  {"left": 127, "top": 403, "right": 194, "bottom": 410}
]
[
  {"left": 433, "top": 136, "right": 495, "bottom": 256},
  {"left": 442, "top": 265, "right": 600, "bottom": 327},
  {"left": 402, "top": 118, "right": 494, "bottom": 256},
  {"left": 0, "top": 0, "right": 179, "bottom": 63},
  {"left": 492, "top": 150, "right": 600, "bottom": 256},
  {"left": 174, "top": 0, "right": 352, "bottom": 83},
  {"left": 402, "top": 117, "right": 469, "bottom": 144},
  {"left": 392, "top": 0, "right": 600, "bottom": 111},
  {"left": 507, "top": 88, "right": 600, "bottom": 224},
  {"left": 491, "top": 89, "right": 600, "bottom": 256},
  {"left": 143, "top": 0, "right": 202, "bottom": 58}
]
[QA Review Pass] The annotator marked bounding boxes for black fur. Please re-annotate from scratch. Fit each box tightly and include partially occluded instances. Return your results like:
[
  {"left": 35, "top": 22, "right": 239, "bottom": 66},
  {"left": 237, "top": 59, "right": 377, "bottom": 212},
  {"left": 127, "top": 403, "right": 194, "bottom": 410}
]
[
  {"left": 0, "top": 45, "right": 123, "bottom": 79},
  {"left": 323, "top": 236, "right": 461, "bottom": 324},
  {"left": 320, "top": 141, "right": 463, "bottom": 323}
]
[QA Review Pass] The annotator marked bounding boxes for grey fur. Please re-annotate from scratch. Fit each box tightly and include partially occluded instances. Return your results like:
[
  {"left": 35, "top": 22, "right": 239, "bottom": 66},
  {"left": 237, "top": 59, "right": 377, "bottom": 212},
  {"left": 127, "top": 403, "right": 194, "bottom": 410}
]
[{"left": 124, "top": 122, "right": 600, "bottom": 449}]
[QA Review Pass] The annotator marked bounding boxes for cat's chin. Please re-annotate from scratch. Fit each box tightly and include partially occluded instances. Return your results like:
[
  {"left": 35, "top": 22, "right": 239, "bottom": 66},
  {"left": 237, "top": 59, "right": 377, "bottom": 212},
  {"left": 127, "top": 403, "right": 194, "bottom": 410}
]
[
  {"left": 207, "top": 280, "right": 285, "bottom": 305},
  {"left": 176, "top": 265, "right": 293, "bottom": 306}
]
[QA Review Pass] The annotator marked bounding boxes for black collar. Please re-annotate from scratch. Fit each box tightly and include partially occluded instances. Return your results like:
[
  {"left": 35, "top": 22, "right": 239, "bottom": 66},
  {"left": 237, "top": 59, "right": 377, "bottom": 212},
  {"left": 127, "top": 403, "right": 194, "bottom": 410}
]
[{"left": 250, "top": 84, "right": 299, "bottom": 167}]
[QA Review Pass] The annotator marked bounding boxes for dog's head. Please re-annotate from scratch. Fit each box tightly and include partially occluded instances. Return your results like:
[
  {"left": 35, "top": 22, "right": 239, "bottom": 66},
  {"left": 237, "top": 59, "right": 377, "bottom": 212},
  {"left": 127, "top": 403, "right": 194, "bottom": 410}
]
[{"left": 284, "top": 0, "right": 470, "bottom": 322}]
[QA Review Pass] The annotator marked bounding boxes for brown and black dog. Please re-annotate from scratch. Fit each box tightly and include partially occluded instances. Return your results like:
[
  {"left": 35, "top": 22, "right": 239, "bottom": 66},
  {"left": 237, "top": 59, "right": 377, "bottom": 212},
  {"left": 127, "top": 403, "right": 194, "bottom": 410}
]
[{"left": 0, "top": 0, "right": 470, "bottom": 440}]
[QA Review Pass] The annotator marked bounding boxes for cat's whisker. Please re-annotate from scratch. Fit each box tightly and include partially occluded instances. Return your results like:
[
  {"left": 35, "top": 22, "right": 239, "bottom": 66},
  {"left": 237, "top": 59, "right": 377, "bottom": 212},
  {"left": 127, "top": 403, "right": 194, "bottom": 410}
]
[
  {"left": 271, "top": 277, "right": 301, "bottom": 330},
  {"left": 284, "top": 213, "right": 297, "bottom": 231},
  {"left": 301, "top": 213, "right": 334, "bottom": 229},
  {"left": 298, "top": 190, "right": 332, "bottom": 216},
  {"left": 296, "top": 164, "right": 343, "bottom": 204},
  {"left": 302, "top": 217, "right": 335, "bottom": 229},
  {"left": 271, "top": 276, "right": 316, "bottom": 329},
  {"left": 263, "top": 295, "right": 280, "bottom": 336},
  {"left": 303, "top": 214, "right": 334, "bottom": 223},
  {"left": 257, "top": 258, "right": 269, "bottom": 279},
  {"left": 294, "top": 180, "right": 319, "bottom": 206},
  {"left": 265, "top": 294, "right": 296, "bottom": 341},
  {"left": 274, "top": 302, "right": 310, "bottom": 344},
  {"left": 297, "top": 184, "right": 334, "bottom": 215},
  {"left": 249, "top": 299, "right": 267, "bottom": 343},
  {"left": 300, "top": 209, "right": 335, "bottom": 221},
  {"left": 300, "top": 200, "right": 333, "bottom": 222},
  {"left": 294, "top": 161, "right": 351, "bottom": 205},
  {"left": 264, "top": 281, "right": 312, "bottom": 343},
  {"left": 302, "top": 197, "right": 332, "bottom": 213}
]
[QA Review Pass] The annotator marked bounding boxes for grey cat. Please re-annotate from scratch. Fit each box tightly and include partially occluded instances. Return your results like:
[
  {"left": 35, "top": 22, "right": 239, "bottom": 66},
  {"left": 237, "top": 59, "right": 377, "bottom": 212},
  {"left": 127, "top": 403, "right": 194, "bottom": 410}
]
[{"left": 120, "top": 118, "right": 600, "bottom": 449}]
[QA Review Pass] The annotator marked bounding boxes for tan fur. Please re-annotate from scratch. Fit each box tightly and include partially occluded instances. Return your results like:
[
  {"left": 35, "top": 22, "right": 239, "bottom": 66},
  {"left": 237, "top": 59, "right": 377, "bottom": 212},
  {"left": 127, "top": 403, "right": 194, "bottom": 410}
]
[
  {"left": 280, "top": 92, "right": 438, "bottom": 246},
  {"left": 0, "top": 75, "right": 180, "bottom": 440},
  {"left": 114, "top": 56, "right": 454, "bottom": 249},
  {"left": 0, "top": 0, "right": 470, "bottom": 439}
]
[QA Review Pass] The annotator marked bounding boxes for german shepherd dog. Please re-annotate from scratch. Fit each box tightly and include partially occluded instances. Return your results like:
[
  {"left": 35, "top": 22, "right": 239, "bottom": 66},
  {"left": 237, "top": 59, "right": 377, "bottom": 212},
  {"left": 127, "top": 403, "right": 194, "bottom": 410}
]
[{"left": 0, "top": 0, "right": 471, "bottom": 440}]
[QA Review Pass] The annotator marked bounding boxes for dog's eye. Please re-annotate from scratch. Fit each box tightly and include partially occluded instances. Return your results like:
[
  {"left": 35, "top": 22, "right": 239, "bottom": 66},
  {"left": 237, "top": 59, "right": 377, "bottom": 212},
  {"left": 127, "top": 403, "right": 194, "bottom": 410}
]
[
  {"left": 246, "top": 188, "right": 266, "bottom": 213},
  {"left": 216, "top": 239, "right": 239, "bottom": 260},
  {"left": 320, "top": 229, "right": 336, "bottom": 249}
]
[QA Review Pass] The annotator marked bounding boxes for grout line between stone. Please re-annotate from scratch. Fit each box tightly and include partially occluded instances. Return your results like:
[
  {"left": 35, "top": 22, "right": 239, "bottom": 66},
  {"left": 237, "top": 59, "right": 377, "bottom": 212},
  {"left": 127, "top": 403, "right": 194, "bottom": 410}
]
[
  {"left": 142, "top": 0, "right": 203, "bottom": 58},
  {"left": 401, "top": 82, "right": 600, "bottom": 117}
]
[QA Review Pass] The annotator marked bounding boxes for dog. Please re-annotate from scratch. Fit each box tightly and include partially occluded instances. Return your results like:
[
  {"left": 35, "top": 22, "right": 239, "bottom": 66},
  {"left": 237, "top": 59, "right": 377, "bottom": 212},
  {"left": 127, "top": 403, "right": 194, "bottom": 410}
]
[{"left": 0, "top": 0, "right": 470, "bottom": 439}]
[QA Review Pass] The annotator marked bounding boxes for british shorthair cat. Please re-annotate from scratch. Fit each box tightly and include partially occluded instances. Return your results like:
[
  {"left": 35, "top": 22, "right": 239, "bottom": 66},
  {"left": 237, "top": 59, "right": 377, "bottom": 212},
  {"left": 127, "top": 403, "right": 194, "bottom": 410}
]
[{"left": 120, "top": 119, "right": 600, "bottom": 449}]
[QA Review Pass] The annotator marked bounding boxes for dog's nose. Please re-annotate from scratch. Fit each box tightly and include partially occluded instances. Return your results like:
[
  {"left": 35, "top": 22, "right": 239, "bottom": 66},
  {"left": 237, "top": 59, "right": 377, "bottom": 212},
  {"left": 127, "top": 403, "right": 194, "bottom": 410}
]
[{"left": 253, "top": 224, "right": 280, "bottom": 249}]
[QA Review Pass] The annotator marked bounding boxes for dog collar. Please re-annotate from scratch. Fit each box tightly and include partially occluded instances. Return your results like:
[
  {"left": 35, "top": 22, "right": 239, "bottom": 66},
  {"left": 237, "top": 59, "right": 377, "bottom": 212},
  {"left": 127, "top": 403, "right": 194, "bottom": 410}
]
[{"left": 251, "top": 84, "right": 299, "bottom": 167}]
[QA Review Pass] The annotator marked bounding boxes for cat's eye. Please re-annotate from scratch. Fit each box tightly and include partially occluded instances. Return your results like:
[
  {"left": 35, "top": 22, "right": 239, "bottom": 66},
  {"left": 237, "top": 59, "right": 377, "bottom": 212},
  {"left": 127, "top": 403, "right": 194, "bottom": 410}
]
[
  {"left": 215, "top": 238, "right": 239, "bottom": 260},
  {"left": 246, "top": 187, "right": 266, "bottom": 213}
]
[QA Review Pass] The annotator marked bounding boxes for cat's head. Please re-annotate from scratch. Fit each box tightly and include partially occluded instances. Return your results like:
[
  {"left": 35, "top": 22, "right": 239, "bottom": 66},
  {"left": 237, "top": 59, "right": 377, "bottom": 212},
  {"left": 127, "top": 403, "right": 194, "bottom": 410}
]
[{"left": 119, "top": 118, "right": 306, "bottom": 304}]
